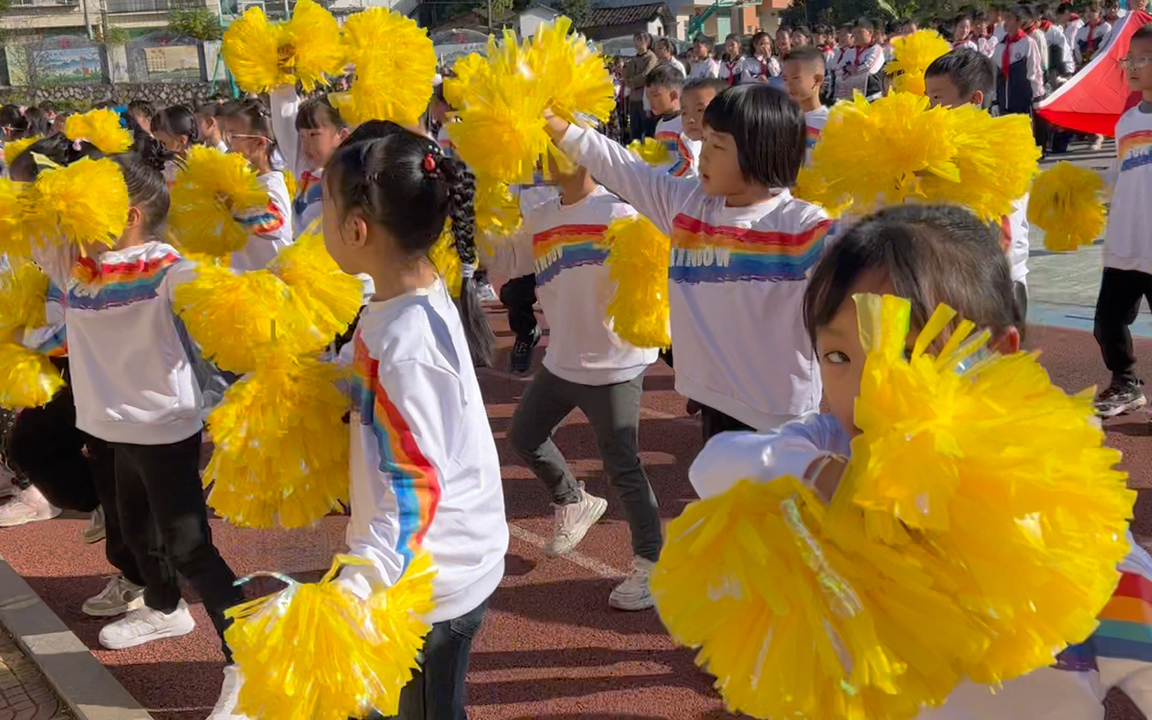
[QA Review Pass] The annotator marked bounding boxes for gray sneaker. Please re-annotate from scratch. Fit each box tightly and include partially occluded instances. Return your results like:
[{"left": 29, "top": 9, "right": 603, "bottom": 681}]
[{"left": 546, "top": 483, "right": 607, "bottom": 556}]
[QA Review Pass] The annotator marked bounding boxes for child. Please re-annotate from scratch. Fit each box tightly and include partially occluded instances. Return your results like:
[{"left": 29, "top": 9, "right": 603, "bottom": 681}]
[
  {"left": 646, "top": 65, "right": 700, "bottom": 178},
  {"left": 196, "top": 103, "right": 228, "bottom": 153},
  {"left": 992, "top": 5, "right": 1044, "bottom": 117},
  {"left": 680, "top": 77, "right": 726, "bottom": 146},
  {"left": 831, "top": 24, "right": 856, "bottom": 97},
  {"left": 216, "top": 99, "right": 293, "bottom": 270},
  {"left": 1093, "top": 26, "right": 1152, "bottom": 418},
  {"left": 783, "top": 47, "right": 829, "bottom": 157},
  {"left": 499, "top": 158, "right": 662, "bottom": 610},
  {"left": 1075, "top": 2, "right": 1113, "bottom": 65},
  {"left": 150, "top": 105, "right": 199, "bottom": 185},
  {"left": 719, "top": 33, "right": 745, "bottom": 85},
  {"left": 1059, "top": 2, "right": 1083, "bottom": 49},
  {"left": 688, "top": 36, "right": 720, "bottom": 79},
  {"left": 272, "top": 95, "right": 349, "bottom": 231},
  {"left": 925, "top": 49, "right": 1031, "bottom": 325},
  {"left": 28, "top": 136, "right": 242, "bottom": 666},
  {"left": 953, "top": 14, "right": 980, "bottom": 51},
  {"left": 1041, "top": 6, "right": 1076, "bottom": 82},
  {"left": 837, "top": 18, "right": 886, "bottom": 100},
  {"left": 314, "top": 121, "right": 508, "bottom": 717},
  {"left": 545, "top": 84, "right": 833, "bottom": 438},
  {"left": 655, "top": 37, "right": 686, "bottom": 76},
  {"left": 689, "top": 203, "right": 1152, "bottom": 720},
  {"left": 741, "top": 31, "right": 782, "bottom": 85},
  {"left": 126, "top": 100, "right": 154, "bottom": 135}
]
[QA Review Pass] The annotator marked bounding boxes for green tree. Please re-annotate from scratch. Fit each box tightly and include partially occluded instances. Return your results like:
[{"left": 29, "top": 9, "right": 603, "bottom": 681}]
[
  {"left": 168, "top": 7, "right": 224, "bottom": 41},
  {"left": 556, "top": 0, "right": 590, "bottom": 27}
]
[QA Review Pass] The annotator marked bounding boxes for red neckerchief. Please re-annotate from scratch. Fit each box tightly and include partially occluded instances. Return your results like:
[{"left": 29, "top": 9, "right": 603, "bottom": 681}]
[
  {"left": 1086, "top": 21, "right": 1102, "bottom": 52},
  {"left": 1039, "top": 19, "right": 1053, "bottom": 31},
  {"left": 854, "top": 43, "right": 874, "bottom": 68},
  {"left": 756, "top": 54, "right": 770, "bottom": 78},
  {"left": 1070, "top": 13, "right": 1080, "bottom": 20},
  {"left": 1001, "top": 29, "right": 1027, "bottom": 77},
  {"left": 953, "top": 35, "right": 971, "bottom": 48},
  {"left": 724, "top": 57, "right": 741, "bottom": 84}
]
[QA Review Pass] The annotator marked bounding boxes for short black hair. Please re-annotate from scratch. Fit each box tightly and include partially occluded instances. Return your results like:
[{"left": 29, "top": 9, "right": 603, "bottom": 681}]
[
  {"left": 683, "top": 77, "right": 728, "bottom": 97},
  {"left": 693, "top": 35, "right": 715, "bottom": 50},
  {"left": 655, "top": 37, "right": 676, "bottom": 54},
  {"left": 1009, "top": 4, "right": 1035, "bottom": 20},
  {"left": 0, "top": 104, "right": 22, "bottom": 129},
  {"left": 646, "top": 64, "right": 686, "bottom": 89},
  {"left": 803, "top": 204, "right": 1018, "bottom": 346},
  {"left": 39, "top": 102, "right": 55, "bottom": 114},
  {"left": 783, "top": 46, "right": 827, "bottom": 72},
  {"left": 1056, "top": 1, "right": 1074, "bottom": 11},
  {"left": 702, "top": 84, "right": 804, "bottom": 187},
  {"left": 127, "top": 99, "right": 155, "bottom": 119},
  {"left": 857, "top": 17, "right": 877, "bottom": 30},
  {"left": 296, "top": 95, "right": 349, "bottom": 131},
  {"left": 634, "top": 31, "right": 653, "bottom": 46},
  {"left": 925, "top": 48, "right": 996, "bottom": 100}
]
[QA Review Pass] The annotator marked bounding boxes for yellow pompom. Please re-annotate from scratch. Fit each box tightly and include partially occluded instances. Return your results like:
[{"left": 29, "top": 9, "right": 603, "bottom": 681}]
[
  {"left": 653, "top": 478, "right": 980, "bottom": 720},
  {"left": 443, "top": 53, "right": 486, "bottom": 110},
  {"left": 223, "top": 0, "right": 344, "bottom": 94},
  {"left": 526, "top": 18, "right": 615, "bottom": 126},
  {"left": 4, "top": 135, "right": 41, "bottom": 166},
  {"left": 203, "top": 354, "right": 350, "bottom": 529},
  {"left": 0, "top": 262, "right": 48, "bottom": 337},
  {"left": 842, "top": 293, "right": 1133, "bottom": 682},
  {"left": 1028, "top": 162, "right": 1106, "bottom": 252},
  {"left": 0, "top": 342, "right": 63, "bottom": 410},
  {"left": 20, "top": 157, "right": 128, "bottom": 251},
  {"left": 887, "top": 30, "right": 953, "bottom": 96},
  {"left": 627, "top": 137, "right": 670, "bottom": 166},
  {"left": 173, "top": 265, "right": 291, "bottom": 373},
  {"left": 0, "top": 178, "right": 26, "bottom": 260},
  {"left": 227, "top": 552, "right": 435, "bottom": 719},
  {"left": 270, "top": 230, "right": 363, "bottom": 340},
  {"left": 794, "top": 164, "right": 852, "bottom": 218},
  {"left": 64, "top": 109, "right": 134, "bottom": 156},
  {"left": 168, "top": 146, "right": 268, "bottom": 258},
  {"left": 429, "top": 221, "right": 462, "bottom": 299},
  {"left": 605, "top": 215, "right": 670, "bottom": 349},
  {"left": 808, "top": 94, "right": 1039, "bottom": 222},
  {"left": 474, "top": 176, "right": 522, "bottom": 244},
  {"left": 332, "top": 8, "right": 437, "bottom": 126}
]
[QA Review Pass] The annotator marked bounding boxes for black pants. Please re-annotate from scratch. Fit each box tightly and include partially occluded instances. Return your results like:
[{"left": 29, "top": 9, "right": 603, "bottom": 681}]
[
  {"left": 6, "top": 386, "right": 99, "bottom": 511},
  {"left": 363, "top": 599, "right": 489, "bottom": 720},
  {"left": 628, "top": 101, "right": 647, "bottom": 143},
  {"left": 1094, "top": 268, "right": 1152, "bottom": 387},
  {"left": 695, "top": 403, "right": 754, "bottom": 443},
  {"left": 499, "top": 274, "right": 538, "bottom": 342},
  {"left": 91, "top": 432, "right": 241, "bottom": 658},
  {"left": 1014, "top": 280, "right": 1029, "bottom": 329}
]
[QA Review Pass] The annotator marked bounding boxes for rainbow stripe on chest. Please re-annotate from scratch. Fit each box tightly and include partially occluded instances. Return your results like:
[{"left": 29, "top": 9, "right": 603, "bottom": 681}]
[
  {"left": 533, "top": 224, "right": 608, "bottom": 285},
  {"left": 668, "top": 215, "right": 830, "bottom": 284}
]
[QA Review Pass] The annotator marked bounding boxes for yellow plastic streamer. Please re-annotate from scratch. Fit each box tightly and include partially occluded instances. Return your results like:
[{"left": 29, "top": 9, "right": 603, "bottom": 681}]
[
  {"left": 221, "top": 0, "right": 345, "bottom": 95},
  {"left": 203, "top": 354, "right": 350, "bottom": 529},
  {"left": 0, "top": 342, "right": 63, "bottom": 410},
  {"left": 19, "top": 157, "right": 128, "bottom": 252},
  {"left": 226, "top": 552, "right": 436, "bottom": 720},
  {"left": 1028, "top": 161, "right": 1106, "bottom": 252},
  {"left": 0, "top": 262, "right": 49, "bottom": 337},
  {"left": 168, "top": 146, "right": 268, "bottom": 258},
  {"left": 64, "top": 109, "right": 134, "bottom": 156},
  {"left": 3, "top": 135, "right": 40, "bottom": 167},
  {"left": 604, "top": 215, "right": 670, "bottom": 348},
  {"left": 886, "top": 30, "right": 952, "bottom": 96},
  {"left": 627, "top": 137, "right": 670, "bottom": 166},
  {"left": 0, "top": 178, "right": 27, "bottom": 261},
  {"left": 270, "top": 230, "right": 364, "bottom": 341},
  {"left": 429, "top": 221, "right": 462, "bottom": 299}
]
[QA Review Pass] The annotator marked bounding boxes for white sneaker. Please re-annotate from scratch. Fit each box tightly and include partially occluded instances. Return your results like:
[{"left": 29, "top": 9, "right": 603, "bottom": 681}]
[
  {"left": 83, "top": 576, "right": 145, "bottom": 617},
  {"left": 477, "top": 281, "right": 498, "bottom": 302},
  {"left": 98, "top": 600, "right": 196, "bottom": 650},
  {"left": 0, "top": 486, "right": 61, "bottom": 527},
  {"left": 207, "top": 664, "right": 250, "bottom": 720},
  {"left": 609, "top": 556, "right": 656, "bottom": 611},
  {"left": 546, "top": 483, "right": 607, "bottom": 556},
  {"left": 83, "top": 506, "right": 106, "bottom": 544}
]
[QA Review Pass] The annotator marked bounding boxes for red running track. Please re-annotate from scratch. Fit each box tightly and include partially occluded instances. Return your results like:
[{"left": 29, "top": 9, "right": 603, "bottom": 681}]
[{"left": 0, "top": 312, "right": 1150, "bottom": 719}]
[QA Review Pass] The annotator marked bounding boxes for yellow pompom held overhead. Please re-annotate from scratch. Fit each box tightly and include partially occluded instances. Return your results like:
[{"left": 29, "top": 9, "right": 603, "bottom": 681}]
[
  {"left": 652, "top": 293, "right": 1133, "bottom": 720},
  {"left": 270, "top": 229, "right": 364, "bottom": 342},
  {"left": 168, "top": 146, "right": 268, "bottom": 258},
  {"left": 226, "top": 553, "right": 436, "bottom": 720},
  {"left": 64, "top": 109, "right": 134, "bottom": 156},
  {"left": 222, "top": 0, "right": 345, "bottom": 95},
  {"left": 474, "top": 176, "right": 522, "bottom": 243},
  {"left": 1028, "top": 161, "right": 1106, "bottom": 252},
  {"left": 524, "top": 17, "right": 616, "bottom": 127},
  {"left": 3, "top": 135, "right": 40, "bottom": 166},
  {"left": 203, "top": 354, "right": 350, "bottom": 529},
  {"left": 604, "top": 215, "right": 671, "bottom": 349},
  {"left": 807, "top": 93, "right": 1039, "bottom": 222},
  {"left": 886, "top": 30, "right": 952, "bottom": 96},
  {"left": 20, "top": 157, "right": 129, "bottom": 252},
  {"left": 332, "top": 7, "right": 438, "bottom": 127}
]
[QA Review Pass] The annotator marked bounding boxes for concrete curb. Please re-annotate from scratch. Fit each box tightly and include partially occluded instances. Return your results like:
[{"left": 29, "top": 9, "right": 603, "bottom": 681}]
[{"left": 0, "top": 556, "right": 152, "bottom": 720}]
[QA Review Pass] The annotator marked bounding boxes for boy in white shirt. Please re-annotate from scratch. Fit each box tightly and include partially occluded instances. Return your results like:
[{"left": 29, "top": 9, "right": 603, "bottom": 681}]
[
  {"left": 837, "top": 18, "right": 886, "bottom": 100},
  {"left": 782, "top": 47, "right": 830, "bottom": 160},
  {"left": 645, "top": 65, "right": 701, "bottom": 178},
  {"left": 688, "top": 36, "right": 720, "bottom": 79},
  {"left": 992, "top": 5, "right": 1045, "bottom": 117},
  {"left": 655, "top": 37, "right": 686, "bottom": 76},
  {"left": 1075, "top": 2, "right": 1113, "bottom": 65},
  {"left": 1093, "top": 26, "right": 1152, "bottom": 418},
  {"left": 719, "top": 33, "right": 745, "bottom": 85}
]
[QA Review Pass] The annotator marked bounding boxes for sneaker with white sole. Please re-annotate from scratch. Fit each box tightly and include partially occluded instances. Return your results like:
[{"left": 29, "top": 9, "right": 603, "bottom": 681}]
[
  {"left": 0, "top": 486, "right": 61, "bottom": 528},
  {"left": 546, "top": 483, "right": 607, "bottom": 556},
  {"left": 207, "top": 664, "right": 250, "bottom": 720},
  {"left": 83, "top": 506, "right": 106, "bottom": 544},
  {"left": 609, "top": 556, "right": 656, "bottom": 611},
  {"left": 83, "top": 576, "right": 145, "bottom": 617},
  {"left": 98, "top": 600, "right": 196, "bottom": 650}
]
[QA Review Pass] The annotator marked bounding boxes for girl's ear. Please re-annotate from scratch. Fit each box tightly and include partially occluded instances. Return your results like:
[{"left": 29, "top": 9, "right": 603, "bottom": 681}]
[
  {"left": 338, "top": 127, "right": 351, "bottom": 142},
  {"left": 991, "top": 326, "right": 1021, "bottom": 354},
  {"left": 341, "top": 209, "right": 370, "bottom": 249},
  {"left": 125, "top": 205, "right": 144, "bottom": 231}
]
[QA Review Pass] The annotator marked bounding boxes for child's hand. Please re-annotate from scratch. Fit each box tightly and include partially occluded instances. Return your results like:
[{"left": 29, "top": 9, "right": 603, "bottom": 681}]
[
  {"left": 806, "top": 453, "right": 847, "bottom": 502},
  {"left": 543, "top": 109, "right": 570, "bottom": 144}
]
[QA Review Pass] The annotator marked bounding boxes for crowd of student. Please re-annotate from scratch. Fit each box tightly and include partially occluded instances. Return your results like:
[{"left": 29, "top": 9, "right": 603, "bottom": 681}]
[{"left": 0, "top": 7, "right": 1149, "bottom": 718}]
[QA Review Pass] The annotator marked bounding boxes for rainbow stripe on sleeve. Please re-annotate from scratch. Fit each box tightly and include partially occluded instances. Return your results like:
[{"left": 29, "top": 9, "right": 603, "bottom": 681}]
[
  {"left": 532, "top": 224, "right": 608, "bottom": 285},
  {"left": 668, "top": 215, "right": 832, "bottom": 284},
  {"left": 1057, "top": 572, "right": 1152, "bottom": 672},
  {"left": 67, "top": 251, "right": 182, "bottom": 311},
  {"left": 235, "top": 200, "right": 286, "bottom": 236},
  {"left": 351, "top": 335, "right": 442, "bottom": 569}
]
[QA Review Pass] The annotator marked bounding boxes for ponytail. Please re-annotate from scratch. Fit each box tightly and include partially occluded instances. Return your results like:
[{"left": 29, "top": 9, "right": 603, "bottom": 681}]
[{"left": 440, "top": 156, "right": 494, "bottom": 368}]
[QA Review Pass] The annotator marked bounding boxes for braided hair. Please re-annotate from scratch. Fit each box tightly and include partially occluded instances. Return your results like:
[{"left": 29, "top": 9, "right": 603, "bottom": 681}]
[{"left": 327, "top": 121, "right": 495, "bottom": 367}]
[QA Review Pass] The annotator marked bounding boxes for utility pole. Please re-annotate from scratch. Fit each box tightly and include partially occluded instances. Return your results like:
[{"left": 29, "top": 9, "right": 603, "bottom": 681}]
[
  {"left": 82, "top": 0, "right": 94, "bottom": 40},
  {"left": 487, "top": 0, "right": 492, "bottom": 30}
]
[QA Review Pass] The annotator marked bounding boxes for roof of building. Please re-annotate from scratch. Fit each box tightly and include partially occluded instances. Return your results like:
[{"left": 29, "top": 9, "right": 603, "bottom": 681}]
[{"left": 582, "top": 2, "right": 667, "bottom": 27}]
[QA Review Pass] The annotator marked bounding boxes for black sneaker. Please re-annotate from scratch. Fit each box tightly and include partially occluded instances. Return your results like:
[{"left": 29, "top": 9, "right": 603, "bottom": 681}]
[
  {"left": 1095, "top": 382, "right": 1148, "bottom": 418},
  {"left": 510, "top": 328, "right": 541, "bottom": 375}
]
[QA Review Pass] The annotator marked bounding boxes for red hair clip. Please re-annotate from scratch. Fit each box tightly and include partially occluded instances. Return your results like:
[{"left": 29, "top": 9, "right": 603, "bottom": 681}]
[{"left": 422, "top": 153, "right": 437, "bottom": 174}]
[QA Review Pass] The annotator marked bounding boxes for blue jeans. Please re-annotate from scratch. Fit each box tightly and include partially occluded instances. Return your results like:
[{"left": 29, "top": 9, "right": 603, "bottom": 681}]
[{"left": 365, "top": 598, "right": 489, "bottom": 720}]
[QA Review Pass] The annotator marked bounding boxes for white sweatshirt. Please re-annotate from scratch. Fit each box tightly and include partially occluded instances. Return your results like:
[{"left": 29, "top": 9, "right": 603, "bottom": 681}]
[
  {"left": 230, "top": 170, "right": 293, "bottom": 272},
  {"left": 558, "top": 125, "right": 832, "bottom": 430},
  {"left": 37, "top": 242, "right": 202, "bottom": 445},
  {"left": 1104, "top": 105, "right": 1152, "bottom": 275},
  {"left": 342, "top": 280, "right": 508, "bottom": 623},
  {"left": 495, "top": 186, "right": 659, "bottom": 385},
  {"left": 653, "top": 114, "right": 702, "bottom": 179},
  {"left": 1005, "top": 194, "right": 1030, "bottom": 285}
]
